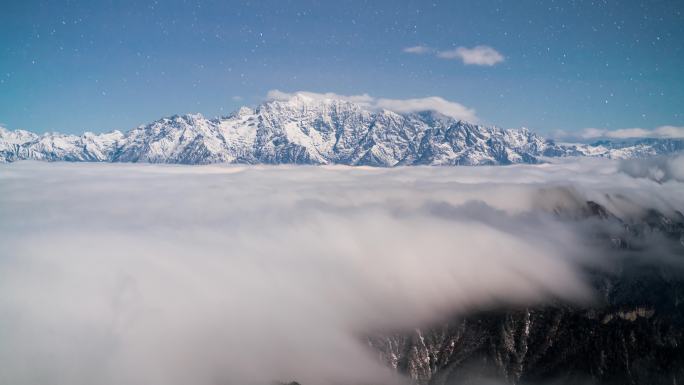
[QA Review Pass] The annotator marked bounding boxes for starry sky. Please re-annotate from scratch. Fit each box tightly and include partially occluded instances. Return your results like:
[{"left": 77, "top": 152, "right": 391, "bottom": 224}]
[{"left": 1, "top": 0, "right": 682, "bottom": 135}]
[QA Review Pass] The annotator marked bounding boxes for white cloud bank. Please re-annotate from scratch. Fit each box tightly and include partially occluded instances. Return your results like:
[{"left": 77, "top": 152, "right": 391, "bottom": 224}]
[
  {"left": 0, "top": 159, "right": 683, "bottom": 385},
  {"left": 437, "top": 45, "right": 505, "bottom": 66},
  {"left": 582, "top": 126, "right": 684, "bottom": 139},
  {"left": 267, "top": 90, "right": 479, "bottom": 122},
  {"left": 375, "top": 96, "right": 477, "bottom": 121}
]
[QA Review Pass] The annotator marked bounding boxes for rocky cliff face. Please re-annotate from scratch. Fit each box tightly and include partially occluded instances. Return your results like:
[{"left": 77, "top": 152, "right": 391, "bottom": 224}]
[
  {"left": 2, "top": 94, "right": 682, "bottom": 165},
  {"left": 368, "top": 203, "right": 684, "bottom": 385}
]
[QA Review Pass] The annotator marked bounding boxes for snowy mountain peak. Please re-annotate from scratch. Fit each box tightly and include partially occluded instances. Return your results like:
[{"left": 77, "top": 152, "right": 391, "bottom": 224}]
[
  {"left": 0, "top": 127, "right": 38, "bottom": 144},
  {"left": 232, "top": 106, "right": 255, "bottom": 118}
]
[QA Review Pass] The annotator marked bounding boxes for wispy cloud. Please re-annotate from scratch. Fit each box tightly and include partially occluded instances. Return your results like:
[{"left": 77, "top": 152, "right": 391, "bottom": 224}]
[
  {"left": 267, "top": 90, "right": 375, "bottom": 105},
  {"left": 267, "top": 90, "right": 479, "bottom": 122},
  {"left": 437, "top": 45, "right": 505, "bottom": 66},
  {"left": 402, "top": 44, "right": 505, "bottom": 66},
  {"left": 581, "top": 125, "right": 684, "bottom": 139},
  {"left": 402, "top": 45, "right": 431, "bottom": 54}
]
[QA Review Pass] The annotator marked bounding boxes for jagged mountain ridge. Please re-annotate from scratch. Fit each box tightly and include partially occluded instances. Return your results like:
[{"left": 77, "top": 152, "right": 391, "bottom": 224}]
[
  {"left": 1, "top": 94, "right": 682, "bottom": 165},
  {"left": 368, "top": 201, "right": 684, "bottom": 385}
]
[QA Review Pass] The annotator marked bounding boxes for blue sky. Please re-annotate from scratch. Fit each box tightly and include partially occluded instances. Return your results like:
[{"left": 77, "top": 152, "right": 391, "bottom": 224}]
[{"left": 1, "top": 0, "right": 682, "bottom": 135}]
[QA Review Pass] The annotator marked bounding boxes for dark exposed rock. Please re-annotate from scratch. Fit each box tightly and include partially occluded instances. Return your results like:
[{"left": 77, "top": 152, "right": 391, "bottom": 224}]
[{"left": 369, "top": 202, "right": 684, "bottom": 384}]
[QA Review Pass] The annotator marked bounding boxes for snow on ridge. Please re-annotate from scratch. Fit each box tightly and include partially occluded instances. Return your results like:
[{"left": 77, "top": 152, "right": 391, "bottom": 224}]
[{"left": 1, "top": 97, "right": 682, "bottom": 165}]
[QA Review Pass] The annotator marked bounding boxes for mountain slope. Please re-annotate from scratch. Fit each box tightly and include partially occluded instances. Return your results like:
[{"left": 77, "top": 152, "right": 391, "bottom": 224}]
[
  {"left": 1, "top": 94, "right": 682, "bottom": 165},
  {"left": 368, "top": 201, "right": 684, "bottom": 385}
]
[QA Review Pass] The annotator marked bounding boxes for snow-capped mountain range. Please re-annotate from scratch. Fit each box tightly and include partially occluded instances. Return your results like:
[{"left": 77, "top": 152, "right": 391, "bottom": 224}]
[{"left": 1, "top": 94, "right": 682, "bottom": 165}]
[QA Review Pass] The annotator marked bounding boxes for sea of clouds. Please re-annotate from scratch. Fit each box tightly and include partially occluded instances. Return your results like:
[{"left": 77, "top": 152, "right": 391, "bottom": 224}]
[{"left": 0, "top": 156, "right": 683, "bottom": 385}]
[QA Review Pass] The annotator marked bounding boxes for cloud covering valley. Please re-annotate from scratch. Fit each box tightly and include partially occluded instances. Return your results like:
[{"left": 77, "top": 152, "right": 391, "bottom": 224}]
[{"left": 0, "top": 158, "right": 683, "bottom": 385}]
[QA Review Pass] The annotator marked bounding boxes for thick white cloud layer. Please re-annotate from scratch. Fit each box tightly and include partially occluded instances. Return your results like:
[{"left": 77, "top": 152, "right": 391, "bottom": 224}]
[
  {"left": 0, "top": 159, "right": 683, "bottom": 385},
  {"left": 619, "top": 154, "right": 684, "bottom": 183},
  {"left": 266, "top": 90, "right": 479, "bottom": 122},
  {"left": 437, "top": 45, "right": 505, "bottom": 66}
]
